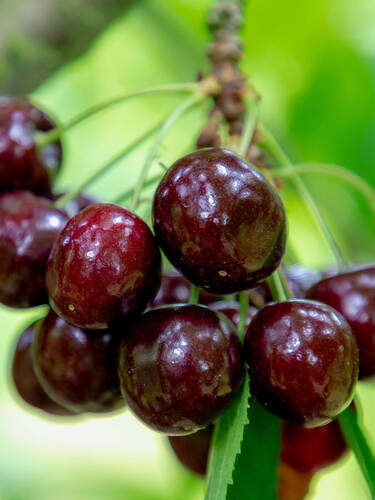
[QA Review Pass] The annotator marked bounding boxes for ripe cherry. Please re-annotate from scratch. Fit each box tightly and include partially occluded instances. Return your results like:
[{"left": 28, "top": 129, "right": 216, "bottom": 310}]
[
  {"left": 153, "top": 148, "right": 286, "bottom": 294},
  {"left": 0, "top": 96, "right": 62, "bottom": 196},
  {"left": 244, "top": 300, "right": 358, "bottom": 427},
  {"left": 46, "top": 203, "right": 161, "bottom": 329},
  {"left": 33, "top": 310, "right": 125, "bottom": 413},
  {"left": 117, "top": 304, "right": 243, "bottom": 434},
  {"left": 307, "top": 267, "right": 375, "bottom": 379},
  {"left": 168, "top": 425, "right": 214, "bottom": 475},
  {"left": 281, "top": 419, "right": 347, "bottom": 474},
  {"left": 0, "top": 190, "right": 68, "bottom": 308},
  {"left": 11, "top": 321, "right": 75, "bottom": 416}
]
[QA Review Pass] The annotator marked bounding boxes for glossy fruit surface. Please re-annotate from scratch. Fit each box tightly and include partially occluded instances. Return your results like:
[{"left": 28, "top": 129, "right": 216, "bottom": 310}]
[
  {"left": 33, "top": 310, "right": 125, "bottom": 413},
  {"left": 281, "top": 420, "right": 347, "bottom": 474},
  {"left": 46, "top": 203, "right": 161, "bottom": 329},
  {"left": 0, "top": 96, "right": 62, "bottom": 196},
  {"left": 244, "top": 300, "right": 358, "bottom": 427},
  {"left": 0, "top": 190, "right": 68, "bottom": 308},
  {"left": 168, "top": 425, "right": 214, "bottom": 475},
  {"left": 150, "top": 270, "right": 219, "bottom": 307},
  {"left": 153, "top": 148, "right": 286, "bottom": 294},
  {"left": 208, "top": 300, "right": 257, "bottom": 327},
  {"left": 12, "top": 321, "right": 75, "bottom": 416},
  {"left": 307, "top": 267, "right": 375, "bottom": 379},
  {"left": 118, "top": 304, "right": 243, "bottom": 434}
]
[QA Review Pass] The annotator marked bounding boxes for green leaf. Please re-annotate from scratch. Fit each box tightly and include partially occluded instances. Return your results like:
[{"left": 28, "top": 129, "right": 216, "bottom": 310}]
[
  {"left": 205, "top": 373, "right": 250, "bottom": 500},
  {"left": 339, "top": 402, "right": 375, "bottom": 499},
  {"left": 228, "top": 400, "right": 281, "bottom": 500}
]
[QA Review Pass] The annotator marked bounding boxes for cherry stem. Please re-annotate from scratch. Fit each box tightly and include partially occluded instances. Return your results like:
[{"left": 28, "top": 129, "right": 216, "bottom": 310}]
[
  {"left": 237, "top": 292, "right": 249, "bottom": 342},
  {"left": 55, "top": 118, "right": 168, "bottom": 208},
  {"left": 115, "top": 173, "right": 162, "bottom": 206},
  {"left": 36, "top": 82, "right": 199, "bottom": 149},
  {"left": 258, "top": 126, "right": 347, "bottom": 271},
  {"left": 268, "top": 270, "right": 292, "bottom": 302},
  {"left": 129, "top": 92, "right": 206, "bottom": 211},
  {"left": 273, "top": 163, "right": 375, "bottom": 216},
  {"left": 189, "top": 285, "right": 200, "bottom": 305},
  {"left": 339, "top": 399, "right": 375, "bottom": 499},
  {"left": 238, "top": 93, "right": 259, "bottom": 157}
]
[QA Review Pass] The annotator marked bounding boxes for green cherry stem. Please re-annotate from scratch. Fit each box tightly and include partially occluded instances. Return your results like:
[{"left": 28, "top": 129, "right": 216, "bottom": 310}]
[
  {"left": 55, "top": 118, "right": 168, "bottom": 209},
  {"left": 115, "top": 172, "right": 162, "bottom": 206},
  {"left": 268, "top": 270, "right": 289, "bottom": 302},
  {"left": 238, "top": 93, "right": 259, "bottom": 158},
  {"left": 129, "top": 92, "right": 206, "bottom": 211},
  {"left": 237, "top": 292, "right": 249, "bottom": 342},
  {"left": 273, "top": 163, "right": 375, "bottom": 216},
  {"left": 189, "top": 285, "right": 200, "bottom": 305},
  {"left": 258, "top": 126, "right": 347, "bottom": 271},
  {"left": 36, "top": 82, "right": 199, "bottom": 149}
]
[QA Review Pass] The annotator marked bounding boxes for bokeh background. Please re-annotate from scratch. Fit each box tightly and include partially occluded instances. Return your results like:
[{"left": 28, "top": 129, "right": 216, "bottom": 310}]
[{"left": 0, "top": 0, "right": 375, "bottom": 498}]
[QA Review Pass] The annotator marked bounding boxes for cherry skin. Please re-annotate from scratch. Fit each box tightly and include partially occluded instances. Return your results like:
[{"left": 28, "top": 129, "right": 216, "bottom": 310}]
[
  {"left": 153, "top": 148, "right": 286, "bottom": 294},
  {"left": 46, "top": 203, "right": 161, "bottom": 329},
  {"left": 117, "top": 304, "right": 244, "bottom": 434},
  {"left": 208, "top": 300, "right": 257, "bottom": 327},
  {"left": 307, "top": 267, "right": 375, "bottom": 379},
  {"left": 0, "top": 190, "right": 68, "bottom": 308},
  {"left": 11, "top": 321, "right": 75, "bottom": 416},
  {"left": 168, "top": 425, "right": 214, "bottom": 476},
  {"left": 0, "top": 96, "right": 62, "bottom": 196},
  {"left": 281, "top": 419, "right": 347, "bottom": 474},
  {"left": 32, "top": 310, "right": 125, "bottom": 414},
  {"left": 243, "top": 299, "right": 358, "bottom": 427},
  {"left": 150, "top": 270, "right": 220, "bottom": 307}
]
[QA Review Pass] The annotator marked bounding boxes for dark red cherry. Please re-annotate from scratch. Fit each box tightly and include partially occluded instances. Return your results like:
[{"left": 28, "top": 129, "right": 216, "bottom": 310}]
[
  {"left": 117, "top": 304, "right": 243, "bottom": 434},
  {"left": 46, "top": 203, "right": 161, "bottom": 329},
  {"left": 150, "top": 270, "right": 220, "bottom": 307},
  {"left": 0, "top": 190, "right": 68, "bottom": 308},
  {"left": 208, "top": 300, "right": 257, "bottom": 327},
  {"left": 168, "top": 425, "right": 214, "bottom": 475},
  {"left": 307, "top": 267, "right": 375, "bottom": 379},
  {"left": 11, "top": 321, "right": 75, "bottom": 416},
  {"left": 243, "top": 300, "right": 358, "bottom": 427},
  {"left": 152, "top": 148, "right": 286, "bottom": 294},
  {"left": 281, "top": 420, "right": 347, "bottom": 474},
  {"left": 0, "top": 96, "right": 62, "bottom": 196},
  {"left": 32, "top": 310, "right": 125, "bottom": 413}
]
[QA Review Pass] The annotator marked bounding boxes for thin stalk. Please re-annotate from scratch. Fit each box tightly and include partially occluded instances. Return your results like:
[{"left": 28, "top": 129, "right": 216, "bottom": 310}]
[
  {"left": 273, "top": 163, "right": 375, "bottom": 216},
  {"left": 130, "top": 92, "right": 206, "bottom": 211},
  {"left": 37, "top": 82, "right": 198, "bottom": 148},
  {"left": 56, "top": 119, "right": 166, "bottom": 208},
  {"left": 237, "top": 292, "right": 249, "bottom": 342},
  {"left": 114, "top": 172, "right": 162, "bottom": 206},
  {"left": 267, "top": 271, "right": 288, "bottom": 302},
  {"left": 189, "top": 285, "right": 200, "bottom": 305},
  {"left": 259, "top": 126, "right": 347, "bottom": 271},
  {"left": 238, "top": 96, "right": 259, "bottom": 158}
]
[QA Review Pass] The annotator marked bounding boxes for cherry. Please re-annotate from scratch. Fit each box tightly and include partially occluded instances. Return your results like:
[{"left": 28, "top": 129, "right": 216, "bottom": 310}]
[
  {"left": 11, "top": 321, "right": 75, "bottom": 416},
  {"left": 281, "top": 419, "right": 347, "bottom": 474},
  {"left": 0, "top": 190, "right": 68, "bottom": 308},
  {"left": 46, "top": 203, "right": 161, "bottom": 329},
  {"left": 117, "top": 304, "right": 243, "bottom": 434},
  {"left": 307, "top": 267, "right": 375, "bottom": 379},
  {"left": 151, "top": 270, "right": 220, "bottom": 307},
  {"left": 208, "top": 300, "right": 257, "bottom": 327},
  {"left": 0, "top": 96, "right": 62, "bottom": 196},
  {"left": 32, "top": 309, "right": 125, "bottom": 413},
  {"left": 243, "top": 300, "right": 358, "bottom": 427},
  {"left": 152, "top": 148, "right": 286, "bottom": 294},
  {"left": 168, "top": 425, "right": 214, "bottom": 475}
]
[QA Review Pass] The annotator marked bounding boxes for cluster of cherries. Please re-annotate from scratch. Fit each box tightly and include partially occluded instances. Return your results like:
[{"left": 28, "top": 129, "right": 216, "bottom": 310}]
[{"left": 2, "top": 96, "right": 374, "bottom": 496}]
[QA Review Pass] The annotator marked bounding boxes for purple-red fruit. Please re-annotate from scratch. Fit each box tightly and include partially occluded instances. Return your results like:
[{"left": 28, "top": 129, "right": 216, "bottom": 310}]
[
  {"left": 208, "top": 300, "right": 257, "bottom": 328},
  {"left": 33, "top": 310, "right": 125, "bottom": 413},
  {"left": 244, "top": 300, "right": 358, "bottom": 427},
  {"left": 153, "top": 148, "right": 286, "bottom": 294},
  {"left": 117, "top": 305, "right": 243, "bottom": 434},
  {"left": 0, "top": 96, "right": 62, "bottom": 196},
  {"left": 12, "top": 321, "right": 75, "bottom": 416},
  {"left": 281, "top": 420, "right": 347, "bottom": 474},
  {"left": 307, "top": 267, "right": 375, "bottom": 379},
  {"left": 168, "top": 425, "right": 214, "bottom": 475},
  {"left": 0, "top": 190, "right": 68, "bottom": 308},
  {"left": 46, "top": 203, "right": 161, "bottom": 329},
  {"left": 151, "top": 271, "right": 219, "bottom": 307}
]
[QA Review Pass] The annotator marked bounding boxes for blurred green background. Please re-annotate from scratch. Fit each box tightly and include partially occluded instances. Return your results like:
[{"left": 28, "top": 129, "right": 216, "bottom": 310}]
[{"left": 1, "top": 0, "right": 375, "bottom": 498}]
